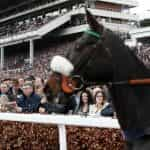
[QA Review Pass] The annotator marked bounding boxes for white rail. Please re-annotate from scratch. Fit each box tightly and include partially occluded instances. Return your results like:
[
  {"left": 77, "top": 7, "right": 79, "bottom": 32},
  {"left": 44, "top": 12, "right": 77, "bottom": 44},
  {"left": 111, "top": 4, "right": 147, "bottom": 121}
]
[{"left": 0, "top": 113, "right": 120, "bottom": 150}]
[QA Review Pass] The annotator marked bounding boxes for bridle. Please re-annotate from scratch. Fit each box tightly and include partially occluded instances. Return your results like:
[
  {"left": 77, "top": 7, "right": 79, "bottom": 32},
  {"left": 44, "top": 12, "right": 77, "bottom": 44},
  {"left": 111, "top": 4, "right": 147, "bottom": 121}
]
[
  {"left": 66, "top": 29, "right": 150, "bottom": 92},
  {"left": 68, "top": 75, "right": 150, "bottom": 92}
]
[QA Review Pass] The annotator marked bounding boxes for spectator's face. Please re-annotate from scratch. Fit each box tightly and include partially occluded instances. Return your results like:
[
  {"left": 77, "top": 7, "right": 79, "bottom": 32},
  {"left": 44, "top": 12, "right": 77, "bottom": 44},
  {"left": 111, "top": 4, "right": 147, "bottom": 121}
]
[
  {"left": 35, "top": 85, "right": 44, "bottom": 95},
  {"left": 81, "top": 92, "right": 88, "bottom": 104},
  {"left": 18, "top": 78, "right": 24, "bottom": 87},
  {"left": 35, "top": 77, "right": 43, "bottom": 87},
  {"left": 3, "top": 80, "right": 10, "bottom": 86},
  {"left": 22, "top": 86, "right": 33, "bottom": 96},
  {"left": 9, "top": 80, "right": 13, "bottom": 88},
  {"left": 95, "top": 92, "right": 104, "bottom": 105},
  {"left": 0, "top": 84, "right": 9, "bottom": 94},
  {"left": 13, "top": 83, "right": 20, "bottom": 90}
]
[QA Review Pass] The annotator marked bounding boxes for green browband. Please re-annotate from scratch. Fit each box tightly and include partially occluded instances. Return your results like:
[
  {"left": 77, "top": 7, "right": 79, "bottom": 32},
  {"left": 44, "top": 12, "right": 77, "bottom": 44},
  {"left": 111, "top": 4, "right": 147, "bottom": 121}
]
[{"left": 84, "top": 29, "right": 100, "bottom": 39}]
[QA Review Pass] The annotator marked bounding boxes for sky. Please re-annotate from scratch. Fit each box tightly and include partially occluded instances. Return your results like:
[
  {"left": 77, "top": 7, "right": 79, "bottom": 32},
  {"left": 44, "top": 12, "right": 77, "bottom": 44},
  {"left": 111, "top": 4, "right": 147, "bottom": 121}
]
[{"left": 131, "top": 0, "right": 150, "bottom": 19}]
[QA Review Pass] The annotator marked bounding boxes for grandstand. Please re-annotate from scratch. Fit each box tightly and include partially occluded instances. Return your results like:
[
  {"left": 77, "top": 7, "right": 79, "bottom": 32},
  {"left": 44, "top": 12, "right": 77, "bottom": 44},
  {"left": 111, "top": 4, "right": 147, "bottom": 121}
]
[{"left": 0, "top": 0, "right": 138, "bottom": 79}]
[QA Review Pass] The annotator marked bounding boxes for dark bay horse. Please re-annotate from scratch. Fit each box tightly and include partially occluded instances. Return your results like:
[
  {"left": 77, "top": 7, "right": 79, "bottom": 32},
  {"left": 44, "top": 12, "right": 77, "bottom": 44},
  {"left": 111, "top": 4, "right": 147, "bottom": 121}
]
[{"left": 52, "top": 10, "right": 150, "bottom": 149}]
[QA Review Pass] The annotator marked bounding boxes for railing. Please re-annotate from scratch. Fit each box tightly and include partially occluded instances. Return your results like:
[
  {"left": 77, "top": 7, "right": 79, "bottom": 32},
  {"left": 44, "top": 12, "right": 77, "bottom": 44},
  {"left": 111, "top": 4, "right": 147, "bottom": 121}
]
[
  {"left": 0, "top": 113, "right": 120, "bottom": 150},
  {"left": 130, "top": 27, "right": 150, "bottom": 39},
  {"left": 0, "top": 0, "right": 71, "bottom": 23},
  {"left": 96, "top": 0, "right": 138, "bottom": 7},
  {"left": 57, "top": 22, "right": 134, "bottom": 36},
  {"left": 77, "top": 8, "right": 139, "bottom": 21}
]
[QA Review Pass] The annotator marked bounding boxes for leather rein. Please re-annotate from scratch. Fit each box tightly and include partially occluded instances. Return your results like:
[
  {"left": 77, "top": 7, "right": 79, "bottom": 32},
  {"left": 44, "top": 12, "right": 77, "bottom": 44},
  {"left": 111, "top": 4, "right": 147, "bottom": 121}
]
[{"left": 68, "top": 75, "right": 150, "bottom": 91}]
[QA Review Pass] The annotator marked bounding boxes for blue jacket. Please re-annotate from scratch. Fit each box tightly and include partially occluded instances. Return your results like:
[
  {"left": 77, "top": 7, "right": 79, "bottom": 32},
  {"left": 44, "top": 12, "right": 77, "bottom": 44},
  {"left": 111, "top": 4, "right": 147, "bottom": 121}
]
[{"left": 17, "top": 92, "right": 41, "bottom": 113}]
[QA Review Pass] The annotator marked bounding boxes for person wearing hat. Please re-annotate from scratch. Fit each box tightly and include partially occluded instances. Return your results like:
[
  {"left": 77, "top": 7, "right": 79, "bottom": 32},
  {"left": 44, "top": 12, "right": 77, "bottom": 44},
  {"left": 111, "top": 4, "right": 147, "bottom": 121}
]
[
  {"left": 39, "top": 56, "right": 77, "bottom": 114},
  {"left": 16, "top": 82, "right": 41, "bottom": 113}
]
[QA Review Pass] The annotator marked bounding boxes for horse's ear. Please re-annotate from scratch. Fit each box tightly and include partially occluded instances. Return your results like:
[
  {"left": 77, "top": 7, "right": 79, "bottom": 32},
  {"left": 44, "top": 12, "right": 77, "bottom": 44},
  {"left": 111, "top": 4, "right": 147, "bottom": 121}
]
[{"left": 86, "top": 9, "right": 104, "bottom": 33}]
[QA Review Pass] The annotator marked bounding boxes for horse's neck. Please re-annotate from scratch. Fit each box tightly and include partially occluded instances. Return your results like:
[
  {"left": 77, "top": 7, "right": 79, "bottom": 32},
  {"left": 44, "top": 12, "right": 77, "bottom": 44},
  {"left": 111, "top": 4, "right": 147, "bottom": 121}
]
[
  {"left": 108, "top": 36, "right": 150, "bottom": 80},
  {"left": 107, "top": 36, "right": 150, "bottom": 129}
]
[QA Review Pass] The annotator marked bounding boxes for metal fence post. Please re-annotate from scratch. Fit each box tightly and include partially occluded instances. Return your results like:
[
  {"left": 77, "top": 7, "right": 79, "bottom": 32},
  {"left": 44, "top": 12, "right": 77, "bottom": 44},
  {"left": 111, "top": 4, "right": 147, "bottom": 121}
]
[{"left": 58, "top": 124, "right": 67, "bottom": 150}]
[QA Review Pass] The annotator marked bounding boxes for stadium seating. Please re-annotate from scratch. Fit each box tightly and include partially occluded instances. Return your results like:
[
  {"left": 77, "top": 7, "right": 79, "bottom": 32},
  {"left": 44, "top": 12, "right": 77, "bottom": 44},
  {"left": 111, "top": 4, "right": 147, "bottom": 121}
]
[{"left": 0, "top": 40, "right": 74, "bottom": 80}]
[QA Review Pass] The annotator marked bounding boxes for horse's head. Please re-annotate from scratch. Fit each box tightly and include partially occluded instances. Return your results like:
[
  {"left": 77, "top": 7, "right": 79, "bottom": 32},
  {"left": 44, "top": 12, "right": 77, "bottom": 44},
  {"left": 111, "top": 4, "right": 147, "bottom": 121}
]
[
  {"left": 50, "top": 9, "right": 114, "bottom": 93},
  {"left": 66, "top": 9, "right": 113, "bottom": 82},
  {"left": 48, "top": 9, "right": 150, "bottom": 129}
]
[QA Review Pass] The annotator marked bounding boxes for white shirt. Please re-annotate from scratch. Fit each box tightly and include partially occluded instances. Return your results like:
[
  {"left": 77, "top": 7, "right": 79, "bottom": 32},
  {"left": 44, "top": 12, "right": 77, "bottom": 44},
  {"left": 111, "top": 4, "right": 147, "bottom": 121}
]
[{"left": 89, "top": 102, "right": 109, "bottom": 116}]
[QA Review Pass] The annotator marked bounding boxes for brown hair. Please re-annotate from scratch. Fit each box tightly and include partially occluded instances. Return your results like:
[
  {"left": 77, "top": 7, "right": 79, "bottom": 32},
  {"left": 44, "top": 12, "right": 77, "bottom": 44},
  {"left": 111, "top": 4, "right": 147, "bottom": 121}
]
[
  {"left": 94, "top": 90, "right": 106, "bottom": 105},
  {"left": 79, "top": 89, "right": 93, "bottom": 107}
]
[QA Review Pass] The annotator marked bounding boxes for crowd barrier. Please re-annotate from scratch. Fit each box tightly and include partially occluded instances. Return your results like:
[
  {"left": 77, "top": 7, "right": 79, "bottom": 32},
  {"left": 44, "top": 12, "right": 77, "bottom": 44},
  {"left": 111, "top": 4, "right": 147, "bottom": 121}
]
[{"left": 0, "top": 113, "right": 120, "bottom": 150}]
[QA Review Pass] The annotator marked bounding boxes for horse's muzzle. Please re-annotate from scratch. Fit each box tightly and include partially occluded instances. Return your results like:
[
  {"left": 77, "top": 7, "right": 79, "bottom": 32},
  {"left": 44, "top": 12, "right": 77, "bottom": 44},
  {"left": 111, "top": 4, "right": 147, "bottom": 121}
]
[{"left": 61, "top": 75, "right": 84, "bottom": 94}]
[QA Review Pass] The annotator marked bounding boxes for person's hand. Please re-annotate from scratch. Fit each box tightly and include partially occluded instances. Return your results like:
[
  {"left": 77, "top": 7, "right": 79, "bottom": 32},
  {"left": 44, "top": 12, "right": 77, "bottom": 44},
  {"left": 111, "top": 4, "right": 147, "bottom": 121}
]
[
  {"left": 41, "top": 98, "right": 47, "bottom": 104},
  {"left": 112, "top": 112, "right": 117, "bottom": 119},
  {"left": 15, "top": 107, "right": 22, "bottom": 113},
  {"left": 39, "top": 107, "right": 46, "bottom": 113},
  {"left": 0, "top": 105, "right": 8, "bottom": 112}
]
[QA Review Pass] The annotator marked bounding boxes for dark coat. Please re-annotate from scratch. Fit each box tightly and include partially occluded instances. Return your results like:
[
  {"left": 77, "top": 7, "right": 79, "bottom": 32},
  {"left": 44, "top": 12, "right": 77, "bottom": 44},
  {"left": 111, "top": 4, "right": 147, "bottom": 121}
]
[
  {"left": 16, "top": 92, "right": 41, "bottom": 113},
  {"left": 8, "top": 87, "right": 23, "bottom": 101},
  {"left": 41, "top": 92, "right": 77, "bottom": 114},
  {"left": 101, "top": 103, "right": 114, "bottom": 117}
]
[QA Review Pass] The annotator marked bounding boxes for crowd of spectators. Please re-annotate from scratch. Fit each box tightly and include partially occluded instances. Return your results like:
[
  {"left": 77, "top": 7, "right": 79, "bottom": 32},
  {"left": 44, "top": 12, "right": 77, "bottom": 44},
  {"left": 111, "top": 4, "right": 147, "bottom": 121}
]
[
  {"left": 0, "top": 2, "right": 85, "bottom": 39},
  {"left": 0, "top": 15, "right": 57, "bottom": 38},
  {"left": 0, "top": 40, "right": 112, "bottom": 117},
  {"left": 0, "top": 37, "right": 116, "bottom": 116},
  {"left": 0, "top": 41, "right": 72, "bottom": 80},
  {"left": 0, "top": 76, "right": 115, "bottom": 118},
  {"left": 0, "top": 38, "right": 115, "bottom": 116},
  {"left": 76, "top": 87, "right": 114, "bottom": 117},
  {"left": 135, "top": 43, "right": 150, "bottom": 69},
  {"left": 0, "top": 0, "right": 88, "bottom": 39}
]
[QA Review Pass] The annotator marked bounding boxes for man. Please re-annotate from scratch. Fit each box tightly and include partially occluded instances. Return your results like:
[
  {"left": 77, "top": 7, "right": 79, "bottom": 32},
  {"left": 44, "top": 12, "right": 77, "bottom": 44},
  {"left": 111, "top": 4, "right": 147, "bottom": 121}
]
[{"left": 16, "top": 82, "right": 41, "bottom": 113}]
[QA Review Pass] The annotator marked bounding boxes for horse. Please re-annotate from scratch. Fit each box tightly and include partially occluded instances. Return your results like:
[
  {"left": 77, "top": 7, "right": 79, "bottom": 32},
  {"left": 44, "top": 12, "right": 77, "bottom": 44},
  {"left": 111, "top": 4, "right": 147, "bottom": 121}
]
[
  {"left": 43, "top": 71, "right": 77, "bottom": 114},
  {"left": 50, "top": 9, "right": 150, "bottom": 149}
]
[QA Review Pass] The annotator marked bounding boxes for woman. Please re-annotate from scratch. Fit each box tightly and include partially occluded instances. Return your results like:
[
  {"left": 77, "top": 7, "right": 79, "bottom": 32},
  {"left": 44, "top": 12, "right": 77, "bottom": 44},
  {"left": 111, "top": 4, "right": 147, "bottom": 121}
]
[
  {"left": 89, "top": 90, "right": 109, "bottom": 116},
  {"left": 92, "top": 86, "right": 103, "bottom": 99},
  {"left": 76, "top": 89, "right": 93, "bottom": 115}
]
